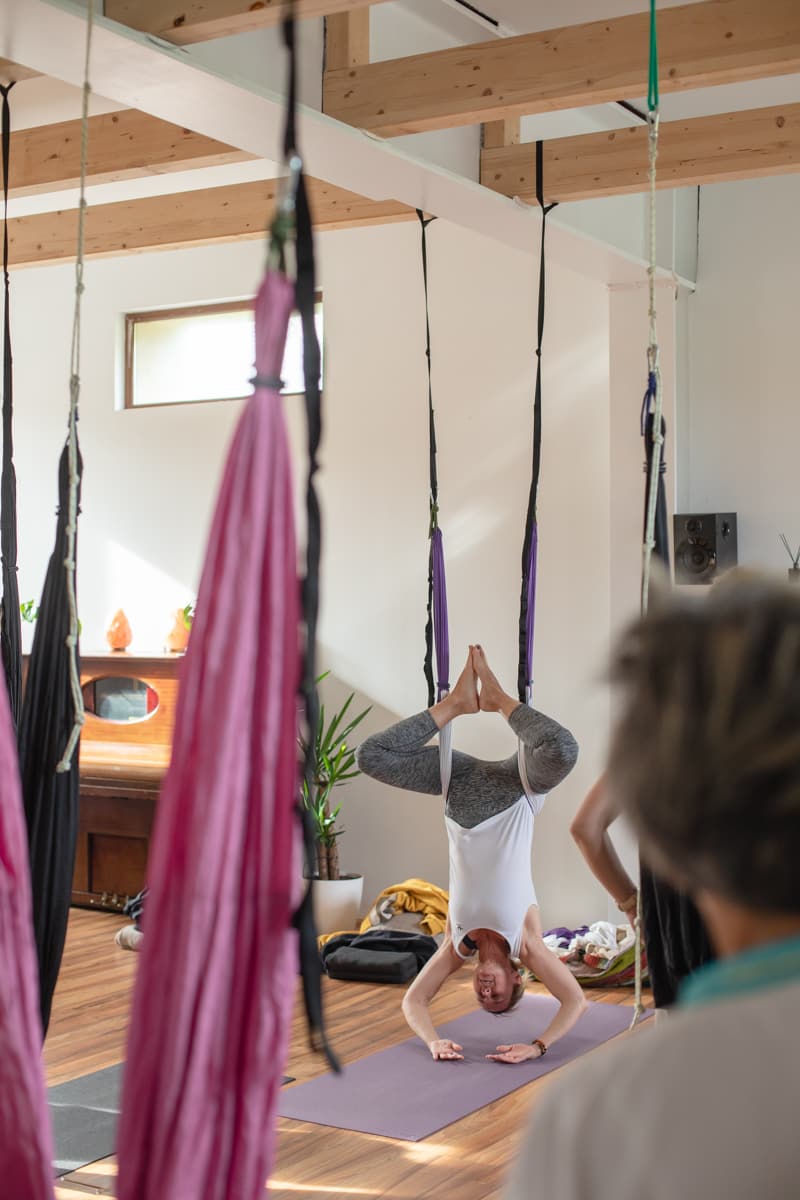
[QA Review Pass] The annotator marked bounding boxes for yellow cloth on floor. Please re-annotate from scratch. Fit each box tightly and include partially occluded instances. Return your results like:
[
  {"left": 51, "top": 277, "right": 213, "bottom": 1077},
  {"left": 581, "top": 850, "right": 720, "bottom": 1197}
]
[
  {"left": 360, "top": 878, "right": 449, "bottom": 937},
  {"left": 317, "top": 878, "right": 449, "bottom": 947}
]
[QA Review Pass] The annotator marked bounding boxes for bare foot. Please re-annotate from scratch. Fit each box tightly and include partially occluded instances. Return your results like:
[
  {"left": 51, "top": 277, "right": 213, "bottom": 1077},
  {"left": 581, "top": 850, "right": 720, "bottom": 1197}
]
[
  {"left": 472, "top": 645, "right": 511, "bottom": 714},
  {"left": 450, "top": 649, "right": 479, "bottom": 715},
  {"left": 429, "top": 649, "right": 478, "bottom": 728}
]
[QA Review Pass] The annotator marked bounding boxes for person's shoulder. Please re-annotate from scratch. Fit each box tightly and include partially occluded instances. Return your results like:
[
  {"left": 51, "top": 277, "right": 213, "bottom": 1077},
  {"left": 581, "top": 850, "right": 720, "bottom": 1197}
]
[
  {"left": 533, "top": 979, "right": 800, "bottom": 1132},
  {"left": 507, "top": 985, "right": 800, "bottom": 1200}
]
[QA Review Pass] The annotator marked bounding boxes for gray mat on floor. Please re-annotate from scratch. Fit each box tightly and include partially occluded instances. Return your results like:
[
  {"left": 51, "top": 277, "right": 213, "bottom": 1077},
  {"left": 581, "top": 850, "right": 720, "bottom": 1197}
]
[
  {"left": 278, "top": 994, "right": 646, "bottom": 1141},
  {"left": 49, "top": 1062, "right": 122, "bottom": 1178},
  {"left": 49, "top": 1063, "right": 295, "bottom": 1177}
]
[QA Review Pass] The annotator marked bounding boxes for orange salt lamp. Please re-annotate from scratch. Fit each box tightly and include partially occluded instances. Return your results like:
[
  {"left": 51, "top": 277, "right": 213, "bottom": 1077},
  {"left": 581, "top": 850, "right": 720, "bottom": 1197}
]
[
  {"left": 165, "top": 609, "right": 190, "bottom": 654},
  {"left": 106, "top": 609, "right": 132, "bottom": 651}
]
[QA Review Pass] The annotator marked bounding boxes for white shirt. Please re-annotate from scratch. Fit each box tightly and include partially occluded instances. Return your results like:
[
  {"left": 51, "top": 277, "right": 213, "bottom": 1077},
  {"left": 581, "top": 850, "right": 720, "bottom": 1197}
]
[
  {"left": 447, "top": 792, "right": 544, "bottom": 958},
  {"left": 504, "top": 979, "right": 800, "bottom": 1200}
]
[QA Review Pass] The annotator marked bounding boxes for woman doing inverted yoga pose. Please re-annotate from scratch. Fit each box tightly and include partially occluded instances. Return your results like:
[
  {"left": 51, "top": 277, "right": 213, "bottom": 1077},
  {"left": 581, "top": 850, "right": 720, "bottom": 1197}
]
[{"left": 357, "top": 646, "right": 587, "bottom": 1063}]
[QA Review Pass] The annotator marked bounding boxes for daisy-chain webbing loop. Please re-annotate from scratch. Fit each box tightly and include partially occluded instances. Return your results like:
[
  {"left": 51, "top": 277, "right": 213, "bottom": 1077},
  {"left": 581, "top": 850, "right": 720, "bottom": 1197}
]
[
  {"left": 56, "top": 5, "right": 94, "bottom": 773},
  {"left": 632, "top": 0, "right": 661, "bottom": 1025}
]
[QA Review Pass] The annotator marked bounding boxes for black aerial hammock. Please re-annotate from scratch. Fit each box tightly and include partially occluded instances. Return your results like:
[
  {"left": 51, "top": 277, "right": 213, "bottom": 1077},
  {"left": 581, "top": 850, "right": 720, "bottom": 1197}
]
[
  {"left": 0, "top": 81, "right": 22, "bottom": 728},
  {"left": 417, "top": 148, "right": 556, "bottom": 800},
  {"left": 518, "top": 140, "right": 557, "bottom": 711},
  {"left": 281, "top": 8, "right": 340, "bottom": 1071},
  {"left": 0, "top": 77, "right": 54, "bottom": 1199},
  {"left": 416, "top": 209, "right": 453, "bottom": 796},
  {"left": 634, "top": 0, "right": 714, "bottom": 1014},
  {"left": 17, "top": 25, "right": 88, "bottom": 1033},
  {"left": 0, "top": 68, "right": 86, "bottom": 1036}
]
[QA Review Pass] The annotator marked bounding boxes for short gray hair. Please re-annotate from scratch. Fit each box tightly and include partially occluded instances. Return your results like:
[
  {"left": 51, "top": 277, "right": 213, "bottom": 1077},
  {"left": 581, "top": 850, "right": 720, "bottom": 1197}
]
[{"left": 608, "top": 574, "right": 800, "bottom": 914}]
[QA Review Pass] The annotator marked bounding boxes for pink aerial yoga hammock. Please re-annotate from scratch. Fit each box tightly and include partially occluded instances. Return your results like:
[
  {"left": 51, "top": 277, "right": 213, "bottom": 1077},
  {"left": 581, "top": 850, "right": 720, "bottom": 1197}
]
[
  {"left": 116, "top": 10, "right": 335, "bottom": 1194},
  {"left": 117, "top": 269, "right": 302, "bottom": 1200},
  {"left": 0, "top": 663, "right": 54, "bottom": 1199}
]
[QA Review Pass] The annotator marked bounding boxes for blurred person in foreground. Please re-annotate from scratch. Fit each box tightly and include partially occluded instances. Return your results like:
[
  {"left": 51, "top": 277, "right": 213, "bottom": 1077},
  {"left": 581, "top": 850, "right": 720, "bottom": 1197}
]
[{"left": 505, "top": 574, "right": 800, "bottom": 1200}]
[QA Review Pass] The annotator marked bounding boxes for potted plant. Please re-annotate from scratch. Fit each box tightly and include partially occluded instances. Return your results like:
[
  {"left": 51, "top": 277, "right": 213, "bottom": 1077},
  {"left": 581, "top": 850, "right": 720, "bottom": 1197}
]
[
  {"left": 299, "top": 677, "right": 370, "bottom": 934},
  {"left": 20, "top": 599, "right": 38, "bottom": 624},
  {"left": 21, "top": 600, "right": 82, "bottom": 638},
  {"left": 165, "top": 601, "right": 195, "bottom": 653}
]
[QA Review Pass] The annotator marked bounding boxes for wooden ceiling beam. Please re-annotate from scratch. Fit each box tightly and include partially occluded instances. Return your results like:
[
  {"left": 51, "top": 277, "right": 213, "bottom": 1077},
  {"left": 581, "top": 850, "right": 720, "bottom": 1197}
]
[
  {"left": 6, "top": 110, "right": 253, "bottom": 197},
  {"left": 7, "top": 177, "right": 412, "bottom": 267},
  {"left": 324, "top": 0, "right": 800, "bottom": 137},
  {"left": 481, "top": 103, "right": 800, "bottom": 204},
  {"left": 0, "top": 58, "right": 41, "bottom": 83},
  {"left": 104, "top": 0, "right": 389, "bottom": 45},
  {"left": 325, "top": 9, "right": 370, "bottom": 71}
]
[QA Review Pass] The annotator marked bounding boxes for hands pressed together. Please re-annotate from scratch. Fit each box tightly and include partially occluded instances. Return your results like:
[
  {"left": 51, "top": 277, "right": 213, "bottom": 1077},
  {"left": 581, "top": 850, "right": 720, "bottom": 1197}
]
[{"left": 429, "top": 1039, "right": 546, "bottom": 1064}]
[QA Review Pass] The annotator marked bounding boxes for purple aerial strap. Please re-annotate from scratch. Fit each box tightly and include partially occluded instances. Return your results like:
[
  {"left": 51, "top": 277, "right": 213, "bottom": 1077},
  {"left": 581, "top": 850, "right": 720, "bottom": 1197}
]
[
  {"left": 417, "top": 210, "right": 450, "bottom": 706},
  {"left": 518, "top": 142, "right": 556, "bottom": 704}
]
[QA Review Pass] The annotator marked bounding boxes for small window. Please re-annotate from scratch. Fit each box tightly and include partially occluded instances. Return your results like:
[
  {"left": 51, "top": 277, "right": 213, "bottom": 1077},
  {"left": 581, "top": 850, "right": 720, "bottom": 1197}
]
[
  {"left": 124, "top": 297, "right": 323, "bottom": 409},
  {"left": 82, "top": 677, "right": 159, "bottom": 723}
]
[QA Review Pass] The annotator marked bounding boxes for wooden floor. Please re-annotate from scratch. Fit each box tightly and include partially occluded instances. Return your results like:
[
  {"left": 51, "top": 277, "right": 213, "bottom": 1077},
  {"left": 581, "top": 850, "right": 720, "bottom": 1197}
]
[{"left": 49, "top": 909, "right": 653, "bottom": 1199}]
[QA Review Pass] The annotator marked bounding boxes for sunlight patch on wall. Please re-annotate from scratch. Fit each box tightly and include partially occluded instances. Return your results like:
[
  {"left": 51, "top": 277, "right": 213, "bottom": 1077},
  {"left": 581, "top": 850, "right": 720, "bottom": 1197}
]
[{"left": 95, "top": 540, "right": 194, "bottom": 655}]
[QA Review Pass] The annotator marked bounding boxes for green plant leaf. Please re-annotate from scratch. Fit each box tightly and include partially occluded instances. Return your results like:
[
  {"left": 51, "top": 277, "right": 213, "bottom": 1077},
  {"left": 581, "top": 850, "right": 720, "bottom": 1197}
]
[
  {"left": 20, "top": 600, "right": 38, "bottom": 623},
  {"left": 296, "top": 678, "right": 370, "bottom": 851}
]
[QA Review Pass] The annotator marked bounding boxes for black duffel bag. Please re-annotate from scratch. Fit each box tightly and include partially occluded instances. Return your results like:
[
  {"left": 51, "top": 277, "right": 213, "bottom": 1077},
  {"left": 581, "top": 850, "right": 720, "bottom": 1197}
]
[{"left": 320, "top": 928, "right": 438, "bottom": 984}]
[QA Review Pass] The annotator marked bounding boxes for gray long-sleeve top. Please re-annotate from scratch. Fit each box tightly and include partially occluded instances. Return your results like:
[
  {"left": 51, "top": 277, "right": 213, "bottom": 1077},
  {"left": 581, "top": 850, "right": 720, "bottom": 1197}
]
[{"left": 356, "top": 705, "right": 578, "bottom": 829}]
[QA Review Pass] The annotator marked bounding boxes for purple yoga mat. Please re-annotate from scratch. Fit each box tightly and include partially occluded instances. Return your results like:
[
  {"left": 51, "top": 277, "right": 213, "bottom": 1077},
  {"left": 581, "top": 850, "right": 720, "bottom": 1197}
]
[{"left": 278, "top": 995, "right": 644, "bottom": 1141}]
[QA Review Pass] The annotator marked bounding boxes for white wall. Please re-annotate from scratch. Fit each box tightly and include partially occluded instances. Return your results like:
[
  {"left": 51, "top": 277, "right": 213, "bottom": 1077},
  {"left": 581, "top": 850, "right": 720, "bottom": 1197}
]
[
  {"left": 10, "top": 215, "right": 621, "bottom": 928},
  {"left": 315, "top": 221, "right": 613, "bottom": 925},
  {"left": 683, "top": 175, "right": 800, "bottom": 575}
]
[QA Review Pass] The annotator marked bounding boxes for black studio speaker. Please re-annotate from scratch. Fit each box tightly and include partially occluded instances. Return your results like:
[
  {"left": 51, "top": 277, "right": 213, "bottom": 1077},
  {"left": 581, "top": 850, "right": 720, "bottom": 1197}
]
[{"left": 673, "top": 513, "right": 738, "bottom": 585}]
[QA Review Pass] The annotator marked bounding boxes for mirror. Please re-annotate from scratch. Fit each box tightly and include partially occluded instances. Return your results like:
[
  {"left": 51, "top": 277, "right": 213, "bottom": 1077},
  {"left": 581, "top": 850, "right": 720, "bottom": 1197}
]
[{"left": 82, "top": 676, "right": 159, "bottom": 723}]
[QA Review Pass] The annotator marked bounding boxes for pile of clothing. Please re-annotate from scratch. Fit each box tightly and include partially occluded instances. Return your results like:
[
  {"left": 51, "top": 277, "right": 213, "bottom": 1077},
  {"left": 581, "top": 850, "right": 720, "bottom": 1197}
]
[
  {"left": 319, "top": 877, "right": 447, "bottom": 984},
  {"left": 541, "top": 921, "right": 648, "bottom": 987}
]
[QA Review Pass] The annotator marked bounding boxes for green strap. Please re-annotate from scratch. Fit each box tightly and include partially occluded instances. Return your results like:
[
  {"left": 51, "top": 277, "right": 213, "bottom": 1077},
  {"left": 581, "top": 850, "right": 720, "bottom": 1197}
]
[{"left": 648, "top": 0, "right": 659, "bottom": 111}]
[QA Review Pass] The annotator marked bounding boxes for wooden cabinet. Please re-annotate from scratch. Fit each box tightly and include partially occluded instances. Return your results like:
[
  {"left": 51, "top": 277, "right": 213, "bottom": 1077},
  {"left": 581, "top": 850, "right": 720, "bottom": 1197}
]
[{"left": 72, "top": 654, "right": 181, "bottom": 912}]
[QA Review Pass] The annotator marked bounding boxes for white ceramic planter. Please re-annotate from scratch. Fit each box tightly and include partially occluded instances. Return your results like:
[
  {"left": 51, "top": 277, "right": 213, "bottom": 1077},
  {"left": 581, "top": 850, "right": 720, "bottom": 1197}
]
[{"left": 311, "top": 874, "right": 364, "bottom": 936}]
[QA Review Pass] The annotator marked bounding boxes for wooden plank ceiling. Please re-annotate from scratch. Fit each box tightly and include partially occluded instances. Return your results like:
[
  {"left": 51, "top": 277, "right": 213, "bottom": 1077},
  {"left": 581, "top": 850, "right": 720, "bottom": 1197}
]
[
  {"left": 103, "top": 0, "right": 391, "bottom": 44},
  {"left": 323, "top": 0, "right": 800, "bottom": 135},
  {"left": 7, "top": 178, "right": 411, "bottom": 267},
  {"left": 4, "top": 0, "right": 798, "bottom": 263}
]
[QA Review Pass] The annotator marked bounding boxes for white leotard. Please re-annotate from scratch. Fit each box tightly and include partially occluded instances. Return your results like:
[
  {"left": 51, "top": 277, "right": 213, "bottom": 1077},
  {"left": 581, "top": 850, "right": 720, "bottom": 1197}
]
[{"left": 447, "top": 790, "right": 544, "bottom": 959}]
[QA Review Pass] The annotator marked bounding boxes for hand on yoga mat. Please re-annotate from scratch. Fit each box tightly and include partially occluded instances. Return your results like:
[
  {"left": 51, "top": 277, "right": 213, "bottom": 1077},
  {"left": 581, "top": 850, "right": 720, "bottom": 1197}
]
[
  {"left": 429, "top": 1039, "right": 464, "bottom": 1062},
  {"left": 486, "top": 1043, "right": 541, "bottom": 1065}
]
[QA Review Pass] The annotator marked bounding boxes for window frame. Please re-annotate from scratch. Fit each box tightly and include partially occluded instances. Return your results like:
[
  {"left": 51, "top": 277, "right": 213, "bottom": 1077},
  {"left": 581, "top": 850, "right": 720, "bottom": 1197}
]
[{"left": 123, "top": 294, "right": 322, "bottom": 411}]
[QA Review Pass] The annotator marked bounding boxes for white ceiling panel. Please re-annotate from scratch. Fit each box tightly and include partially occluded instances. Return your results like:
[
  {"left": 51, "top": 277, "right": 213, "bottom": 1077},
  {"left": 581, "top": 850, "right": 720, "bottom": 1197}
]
[{"left": 459, "top": 0, "right": 707, "bottom": 35}]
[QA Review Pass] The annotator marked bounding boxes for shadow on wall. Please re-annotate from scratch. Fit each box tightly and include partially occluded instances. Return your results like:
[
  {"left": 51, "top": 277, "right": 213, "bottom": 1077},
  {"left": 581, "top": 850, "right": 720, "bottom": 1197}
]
[{"left": 314, "top": 670, "right": 449, "bottom": 913}]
